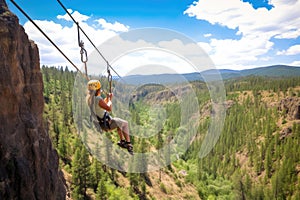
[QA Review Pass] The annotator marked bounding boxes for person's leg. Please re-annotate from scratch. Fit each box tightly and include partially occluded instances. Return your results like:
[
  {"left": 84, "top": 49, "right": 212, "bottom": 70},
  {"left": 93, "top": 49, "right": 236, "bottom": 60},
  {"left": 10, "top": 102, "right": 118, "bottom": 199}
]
[
  {"left": 110, "top": 118, "right": 130, "bottom": 141},
  {"left": 116, "top": 127, "right": 127, "bottom": 148},
  {"left": 117, "top": 127, "right": 124, "bottom": 140},
  {"left": 110, "top": 118, "right": 133, "bottom": 154},
  {"left": 120, "top": 120, "right": 130, "bottom": 142},
  {"left": 119, "top": 120, "right": 133, "bottom": 154}
]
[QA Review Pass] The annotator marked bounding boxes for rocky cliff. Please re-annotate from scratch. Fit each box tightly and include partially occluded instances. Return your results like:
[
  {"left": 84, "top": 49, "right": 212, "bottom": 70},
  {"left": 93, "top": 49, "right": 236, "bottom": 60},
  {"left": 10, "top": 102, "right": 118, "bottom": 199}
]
[
  {"left": 279, "top": 97, "right": 300, "bottom": 120},
  {"left": 0, "top": 0, "right": 66, "bottom": 199}
]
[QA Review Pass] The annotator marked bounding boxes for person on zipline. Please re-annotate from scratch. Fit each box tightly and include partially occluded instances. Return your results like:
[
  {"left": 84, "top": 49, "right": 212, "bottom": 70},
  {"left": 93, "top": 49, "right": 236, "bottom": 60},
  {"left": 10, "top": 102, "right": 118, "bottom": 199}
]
[{"left": 86, "top": 80, "right": 133, "bottom": 155}]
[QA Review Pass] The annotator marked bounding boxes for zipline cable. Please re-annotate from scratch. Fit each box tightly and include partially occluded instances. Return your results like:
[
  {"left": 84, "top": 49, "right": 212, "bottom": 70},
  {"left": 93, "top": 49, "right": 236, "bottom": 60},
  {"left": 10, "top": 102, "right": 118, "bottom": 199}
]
[
  {"left": 9, "top": 0, "right": 86, "bottom": 78},
  {"left": 9, "top": 0, "right": 89, "bottom": 81},
  {"left": 56, "top": 0, "right": 124, "bottom": 80}
]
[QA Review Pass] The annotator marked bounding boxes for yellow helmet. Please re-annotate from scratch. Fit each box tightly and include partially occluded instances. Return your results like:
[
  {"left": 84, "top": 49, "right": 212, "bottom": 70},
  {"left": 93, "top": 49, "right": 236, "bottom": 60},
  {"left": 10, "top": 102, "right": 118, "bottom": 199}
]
[{"left": 87, "top": 80, "right": 101, "bottom": 91}]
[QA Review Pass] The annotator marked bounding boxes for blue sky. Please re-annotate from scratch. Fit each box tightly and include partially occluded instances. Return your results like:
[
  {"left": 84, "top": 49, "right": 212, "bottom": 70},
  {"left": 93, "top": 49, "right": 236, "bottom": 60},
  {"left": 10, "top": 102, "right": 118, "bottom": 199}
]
[{"left": 7, "top": 0, "right": 300, "bottom": 74}]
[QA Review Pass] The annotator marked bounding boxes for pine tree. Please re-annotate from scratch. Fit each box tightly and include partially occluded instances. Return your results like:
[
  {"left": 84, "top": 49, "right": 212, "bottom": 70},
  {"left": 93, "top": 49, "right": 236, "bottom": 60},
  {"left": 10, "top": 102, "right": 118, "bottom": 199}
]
[
  {"left": 90, "top": 158, "right": 102, "bottom": 192},
  {"left": 57, "top": 131, "right": 67, "bottom": 160},
  {"left": 141, "top": 181, "right": 147, "bottom": 199},
  {"left": 96, "top": 177, "right": 107, "bottom": 200},
  {"left": 165, "top": 133, "right": 172, "bottom": 171},
  {"left": 271, "top": 169, "right": 284, "bottom": 199},
  {"left": 72, "top": 148, "right": 84, "bottom": 200},
  {"left": 232, "top": 170, "right": 246, "bottom": 200},
  {"left": 71, "top": 145, "right": 91, "bottom": 199},
  {"left": 80, "top": 147, "right": 91, "bottom": 198},
  {"left": 244, "top": 173, "right": 252, "bottom": 199},
  {"left": 128, "top": 157, "right": 138, "bottom": 195},
  {"left": 264, "top": 145, "right": 272, "bottom": 178},
  {"left": 138, "top": 139, "right": 148, "bottom": 173},
  {"left": 157, "top": 128, "right": 164, "bottom": 181}
]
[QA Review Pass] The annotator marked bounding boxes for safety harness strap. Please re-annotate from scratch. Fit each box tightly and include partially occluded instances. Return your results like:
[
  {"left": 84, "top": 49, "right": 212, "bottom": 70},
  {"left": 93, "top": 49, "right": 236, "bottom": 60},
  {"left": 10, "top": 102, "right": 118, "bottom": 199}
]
[{"left": 89, "top": 96, "right": 111, "bottom": 132}]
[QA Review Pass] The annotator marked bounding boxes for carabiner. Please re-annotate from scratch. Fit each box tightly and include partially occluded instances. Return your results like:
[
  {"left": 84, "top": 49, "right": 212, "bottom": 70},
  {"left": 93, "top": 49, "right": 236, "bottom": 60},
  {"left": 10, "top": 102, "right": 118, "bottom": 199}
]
[{"left": 80, "top": 46, "right": 88, "bottom": 63}]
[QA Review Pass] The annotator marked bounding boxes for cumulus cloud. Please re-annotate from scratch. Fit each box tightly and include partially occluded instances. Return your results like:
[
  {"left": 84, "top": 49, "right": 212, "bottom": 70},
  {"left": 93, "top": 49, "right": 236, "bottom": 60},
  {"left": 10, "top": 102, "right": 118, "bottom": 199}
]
[
  {"left": 197, "top": 42, "right": 212, "bottom": 54},
  {"left": 112, "top": 49, "right": 197, "bottom": 76},
  {"left": 57, "top": 9, "right": 90, "bottom": 22},
  {"left": 277, "top": 44, "right": 300, "bottom": 55},
  {"left": 86, "top": 35, "right": 214, "bottom": 76},
  {"left": 23, "top": 11, "right": 129, "bottom": 69},
  {"left": 290, "top": 60, "right": 300, "bottom": 66},
  {"left": 95, "top": 18, "right": 129, "bottom": 32},
  {"left": 184, "top": 0, "right": 300, "bottom": 69},
  {"left": 204, "top": 33, "right": 212, "bottom": 38}
]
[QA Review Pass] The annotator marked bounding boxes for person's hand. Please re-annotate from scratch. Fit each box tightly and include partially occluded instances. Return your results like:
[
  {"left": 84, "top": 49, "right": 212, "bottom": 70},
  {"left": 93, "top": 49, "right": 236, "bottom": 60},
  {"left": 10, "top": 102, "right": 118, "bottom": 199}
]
[
  {"left": 108, "top": 93, "right": 113, "bottom": 100},
  {"left": 107, "top": 99, "right": 112, "bottom": 107}
]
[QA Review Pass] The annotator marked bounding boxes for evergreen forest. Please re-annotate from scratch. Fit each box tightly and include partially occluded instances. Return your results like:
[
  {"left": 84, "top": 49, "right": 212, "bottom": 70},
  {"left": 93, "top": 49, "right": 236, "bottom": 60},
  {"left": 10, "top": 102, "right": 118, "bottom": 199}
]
[{"left": 42, "top": 65, "right": 300, "bottom": 200}]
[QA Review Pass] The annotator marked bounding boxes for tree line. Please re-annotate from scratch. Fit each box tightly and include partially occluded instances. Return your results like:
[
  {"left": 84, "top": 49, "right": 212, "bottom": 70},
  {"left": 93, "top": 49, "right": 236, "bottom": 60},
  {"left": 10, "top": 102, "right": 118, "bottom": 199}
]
[{"left": 42, "top": 66, "right": 300, "bottom": 199}]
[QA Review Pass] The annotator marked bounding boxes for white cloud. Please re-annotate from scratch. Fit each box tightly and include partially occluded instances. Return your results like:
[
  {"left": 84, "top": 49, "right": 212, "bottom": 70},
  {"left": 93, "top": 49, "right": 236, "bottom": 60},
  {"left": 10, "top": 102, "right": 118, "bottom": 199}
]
[
  {"left": 204, "top": 33, "right": 212, "bottom": 37},
  {"left": 95, "top": 18, "right": 129, "bottom": 32},
  {"left": 87, "top": 37, "right": 214, "bottom": 76},
  {"left": 209, "top": 36, "right": 274, "bottom": 65},
  {"left": 274, "top": 29, "right": 300, "bottom": 39},
  {"left": 112, "top": 49, "right": 197, "bottom": 76},
  {"left": 290, "top": 60, "right": 300, "bottom": 66},
  {"left": 197, "top": 42, "right": 212, "bottom": 54},
  {"left": 57, "top": 9, "right": 90, "bottom": 22},
  {"left": 259, "top": 56, "right": 272, "bottom": 61},
  {"left": 277, "top": 44, "right": 300, "bottom": 55},
  {"left": 184, "top": 0, "right": 300, "bottom": 69},
  {"left": 23, "top": 12, "right": 129, "bottom": 69}
]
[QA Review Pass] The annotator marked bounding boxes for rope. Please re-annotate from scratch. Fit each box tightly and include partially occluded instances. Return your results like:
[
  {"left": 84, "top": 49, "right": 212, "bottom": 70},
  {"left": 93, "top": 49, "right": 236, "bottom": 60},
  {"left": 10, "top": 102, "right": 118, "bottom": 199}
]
[
  {"left": 107, "top": 62, "right": 112, "bottom": 93},
  {"left": 56, "top": 0, "right": 124, "bottom": 81},
  {"left": 9, "top": 0, "right": 89, "bottom": 81},
  {"left": 77, "top": 22, "right": 88, "bottom": 77}
]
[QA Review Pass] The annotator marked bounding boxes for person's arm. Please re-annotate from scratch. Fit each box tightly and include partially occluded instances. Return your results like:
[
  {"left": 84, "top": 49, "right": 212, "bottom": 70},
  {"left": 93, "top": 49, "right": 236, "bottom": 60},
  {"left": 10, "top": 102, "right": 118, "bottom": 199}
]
[
  {"left": 104, "top": 93, "right": 113, "bottom": 102},
  {"left": 99, "top": 95, "right": 112, "bottom": 112}
]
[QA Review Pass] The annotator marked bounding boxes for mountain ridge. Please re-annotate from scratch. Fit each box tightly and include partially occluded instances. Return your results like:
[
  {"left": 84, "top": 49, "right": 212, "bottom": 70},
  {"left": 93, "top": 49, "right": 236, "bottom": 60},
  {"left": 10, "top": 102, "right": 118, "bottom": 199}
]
[{"left": 120, "top": 65, "right": 300, "bottom": 84}]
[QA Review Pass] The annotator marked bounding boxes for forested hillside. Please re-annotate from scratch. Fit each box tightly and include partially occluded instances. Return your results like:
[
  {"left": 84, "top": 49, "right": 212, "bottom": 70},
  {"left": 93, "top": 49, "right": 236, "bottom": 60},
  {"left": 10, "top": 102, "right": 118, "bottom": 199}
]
[
  {"left": 42, "top": 66, "right": 300, "bottom": 199},
  {"left": 186, "top": 76, "right": 300, "bottom": 199}
]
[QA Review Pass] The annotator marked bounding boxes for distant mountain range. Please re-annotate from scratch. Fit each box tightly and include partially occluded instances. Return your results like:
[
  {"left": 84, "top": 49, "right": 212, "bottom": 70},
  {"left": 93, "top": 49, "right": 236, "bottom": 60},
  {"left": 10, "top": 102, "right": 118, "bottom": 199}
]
[{"left": 120, "top": 65, "right": 300, "bottom": 85}]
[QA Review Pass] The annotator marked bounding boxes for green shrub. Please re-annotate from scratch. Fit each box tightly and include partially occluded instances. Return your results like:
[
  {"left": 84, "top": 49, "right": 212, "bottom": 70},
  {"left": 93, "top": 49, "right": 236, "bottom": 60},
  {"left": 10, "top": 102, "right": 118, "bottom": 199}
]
[{"left": 160, "top": 183, "right": 167, "bottom": 194}]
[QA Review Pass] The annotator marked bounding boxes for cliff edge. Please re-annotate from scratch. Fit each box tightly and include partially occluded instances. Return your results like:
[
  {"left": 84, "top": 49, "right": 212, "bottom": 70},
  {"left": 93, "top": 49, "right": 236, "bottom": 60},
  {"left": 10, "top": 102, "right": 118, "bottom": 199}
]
[{"left": 0, "top": 0, "right": 66, "bottom": 199}]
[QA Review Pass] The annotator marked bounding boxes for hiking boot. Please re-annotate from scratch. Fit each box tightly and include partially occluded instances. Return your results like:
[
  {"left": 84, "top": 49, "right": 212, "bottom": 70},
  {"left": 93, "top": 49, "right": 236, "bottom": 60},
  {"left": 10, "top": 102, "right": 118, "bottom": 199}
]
[
  {"left": 127, "top": 144, "right": 134, "bottom": 155},
  {"left": 117, "top": 140, "right": 127, "bottom": 149}
]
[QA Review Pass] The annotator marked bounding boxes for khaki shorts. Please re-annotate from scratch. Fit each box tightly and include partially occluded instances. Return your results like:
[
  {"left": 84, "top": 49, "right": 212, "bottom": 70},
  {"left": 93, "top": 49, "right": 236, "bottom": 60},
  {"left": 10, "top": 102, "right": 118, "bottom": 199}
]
[{"left": 110, "top": 117, "right": 128, "bottom": 130}]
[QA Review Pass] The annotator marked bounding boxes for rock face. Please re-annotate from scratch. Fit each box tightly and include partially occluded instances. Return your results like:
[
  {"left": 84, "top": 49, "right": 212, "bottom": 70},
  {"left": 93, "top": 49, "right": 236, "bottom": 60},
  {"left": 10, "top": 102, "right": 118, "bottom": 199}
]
[
  {"left": 279, "top": 97, "right": 300, "bottom": 120},
  {"left": 0, "top": 1, "right": 66, "bottom": 199}
]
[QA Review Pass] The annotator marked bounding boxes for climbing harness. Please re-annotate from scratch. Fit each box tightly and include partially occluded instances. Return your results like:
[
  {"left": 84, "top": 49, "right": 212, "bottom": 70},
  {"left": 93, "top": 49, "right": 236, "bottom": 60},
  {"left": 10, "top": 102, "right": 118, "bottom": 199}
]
[
  {"left": 89, "top": 94, "right": 112, "bottom": 133},
  {"left": 97, "top": 112, "right": 112, "bottom": 131}
]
